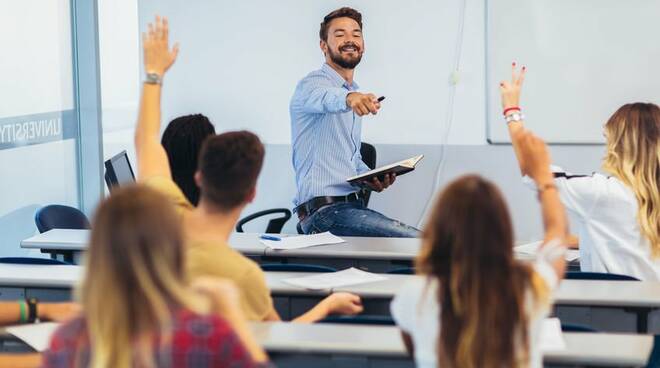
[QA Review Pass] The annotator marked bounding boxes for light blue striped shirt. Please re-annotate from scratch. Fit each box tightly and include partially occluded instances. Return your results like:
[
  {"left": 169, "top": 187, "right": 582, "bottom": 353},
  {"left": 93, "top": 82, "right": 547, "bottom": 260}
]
[{"left": 290, "top": 63, "right": 371, "bottom": 207}]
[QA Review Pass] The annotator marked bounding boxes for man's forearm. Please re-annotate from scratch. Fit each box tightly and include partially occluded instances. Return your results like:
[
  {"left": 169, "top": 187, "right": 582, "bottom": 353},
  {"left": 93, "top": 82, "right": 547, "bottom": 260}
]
[{"left": 301, "top": 86, "right": 350, "bottom": 114}]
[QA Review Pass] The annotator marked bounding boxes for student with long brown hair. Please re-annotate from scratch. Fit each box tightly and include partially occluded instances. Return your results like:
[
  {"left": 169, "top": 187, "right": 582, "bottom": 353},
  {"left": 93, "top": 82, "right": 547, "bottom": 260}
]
[
  {"left": 502, "top": 64, "right": 660, "bottom": 280},
  {"left": 391, "top": 133, "right": 568, "bottom": 367},
  {"left": 42, "top": 185, "right": 271, "bottom": 368}
]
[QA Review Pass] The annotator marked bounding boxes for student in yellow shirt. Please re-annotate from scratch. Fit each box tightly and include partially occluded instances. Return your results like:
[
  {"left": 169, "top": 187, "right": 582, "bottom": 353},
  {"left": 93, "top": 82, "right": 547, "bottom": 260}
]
[{"left": 134, "top": 16, "right": 362, "bottom": 322}]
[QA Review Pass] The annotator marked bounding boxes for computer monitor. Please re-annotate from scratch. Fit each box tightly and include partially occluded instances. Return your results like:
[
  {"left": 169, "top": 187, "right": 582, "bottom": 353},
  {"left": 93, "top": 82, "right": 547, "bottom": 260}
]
[{"left": 104, "top": 150, "right": 136, "bottom": 190}]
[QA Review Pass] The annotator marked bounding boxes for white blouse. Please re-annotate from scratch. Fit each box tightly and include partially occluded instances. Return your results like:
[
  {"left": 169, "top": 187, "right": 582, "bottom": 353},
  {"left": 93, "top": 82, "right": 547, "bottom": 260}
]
[
  {"left": 526, "top": 166, "right": 659, "bottom": 280},
  {"left": 390, "top": 250, "right": 559, "bottom": 368}
]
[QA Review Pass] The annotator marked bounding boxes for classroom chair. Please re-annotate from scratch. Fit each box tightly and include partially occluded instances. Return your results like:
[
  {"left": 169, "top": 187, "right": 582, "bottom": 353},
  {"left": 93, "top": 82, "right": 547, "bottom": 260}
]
[
  {"left": 565, "top": 271, "right": 640, "bottom": 281},
  {"left": 387, "top": 267, "right": 416, "bottom": 275},
  {"left": 646, "top": 336, "right": 660, "bottom": 368},
  {"left": 560, "top": 323, "right": 598, "bottom": 333},
  {"left": 260, "top": 264, "right": 337, "bottom": 273},
  {"left": 0, "top": 257, "right": 68, "bottom": 265},
  {"left": 320, "top": 315, "right": 395, "bottom": 326},
  {"left": 34, "top": 205, "right": 90, "bottom": 233},
  {"left": 236, "top": 208, "right": 292, "bottom": 234}
]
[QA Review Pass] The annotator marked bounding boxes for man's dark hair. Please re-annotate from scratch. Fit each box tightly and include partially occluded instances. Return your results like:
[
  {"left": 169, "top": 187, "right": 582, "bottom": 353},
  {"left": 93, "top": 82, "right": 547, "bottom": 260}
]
[
  {"left": 319, "top": 7, "right": 362, "bottom": 41},
  {"left": 198, "top": 130, "right": 265, "bottom": 211},
  {"left": 161, "top": 114, "right": 216, "bottom": 206}
]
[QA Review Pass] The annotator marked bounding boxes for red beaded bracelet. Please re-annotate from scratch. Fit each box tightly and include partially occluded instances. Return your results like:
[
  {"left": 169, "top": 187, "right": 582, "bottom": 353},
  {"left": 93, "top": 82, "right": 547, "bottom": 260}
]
[{"left": 503, "top": 106, "right": 521, "bottom": 116}]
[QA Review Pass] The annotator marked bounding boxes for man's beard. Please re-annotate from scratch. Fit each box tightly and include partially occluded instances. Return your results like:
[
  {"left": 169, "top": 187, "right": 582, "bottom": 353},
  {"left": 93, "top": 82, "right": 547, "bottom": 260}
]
[{"left": 328, "top": 46, "right": 362, "bottom": 69}]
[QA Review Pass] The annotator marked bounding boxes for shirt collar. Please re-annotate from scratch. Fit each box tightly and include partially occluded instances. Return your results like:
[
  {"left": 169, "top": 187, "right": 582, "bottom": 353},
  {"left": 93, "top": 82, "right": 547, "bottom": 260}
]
[{"left": 322, "top": 63, "right": 359, "bottom": 90}]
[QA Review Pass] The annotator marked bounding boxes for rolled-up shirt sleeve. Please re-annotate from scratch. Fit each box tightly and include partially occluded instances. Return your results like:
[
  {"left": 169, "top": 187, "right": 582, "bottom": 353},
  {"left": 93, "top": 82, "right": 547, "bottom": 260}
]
[{"left": 293, "top": 76, "right": 352, "bottom": 114}]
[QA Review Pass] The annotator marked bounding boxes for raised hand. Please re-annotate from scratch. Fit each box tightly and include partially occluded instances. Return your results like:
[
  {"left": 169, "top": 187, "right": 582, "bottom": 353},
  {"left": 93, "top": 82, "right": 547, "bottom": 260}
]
[
  {"left": 143, "top": 15, "right": 179, "bottom": 77},
  {"left": 499, "top": 62, "right": 526, "bottom": 110},
  {"left": 347, "top": 92, "right": 381, "bottom": 116}
]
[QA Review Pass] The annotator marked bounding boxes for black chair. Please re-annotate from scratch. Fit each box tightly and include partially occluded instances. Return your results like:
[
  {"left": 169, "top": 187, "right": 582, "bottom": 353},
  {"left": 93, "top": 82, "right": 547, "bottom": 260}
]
[
  {"left": 387, "top": 267, "right": 416, "bottom": 275},
  {"left": 359, "top": 142, "right": 377, "bottom": 207},
  {"left": 34, "top": 205, "right": 90, "bottom": 234},
  {"left": 260, "top": 264, "right": 337, "bottom": 273},
  {"left": 560, "top": 323, "right": 598, "bottom": 333},
  {"left": 236, "top": 208, "right": 292, "bottom": 234},
  {"left": 320, "top": 315, "right": 395, "bottom": 326},
  {"left": 0, "top": 257, "right": 68, "bottom": 265},
  {"left": 564, "top": 271, "right": 640, "bottom": 281},
  {"left": 646, "top": 336, "right": 660, "bottom": 368}
]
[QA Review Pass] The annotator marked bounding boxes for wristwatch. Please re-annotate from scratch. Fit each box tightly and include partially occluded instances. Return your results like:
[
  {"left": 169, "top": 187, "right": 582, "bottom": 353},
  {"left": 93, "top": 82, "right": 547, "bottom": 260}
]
[
  {"left": 505, "top": 112, "right": 525, "bottom": 124},
  {"left": 26, "top": 298, "right": 38, "bottom": 323},
  {"left": 145, "top": 72, "right": 162, "bottom": 85}
]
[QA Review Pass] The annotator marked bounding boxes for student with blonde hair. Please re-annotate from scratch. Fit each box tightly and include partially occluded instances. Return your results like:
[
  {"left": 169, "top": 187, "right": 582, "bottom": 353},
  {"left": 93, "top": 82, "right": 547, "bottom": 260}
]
[
  {"left": 43, "top": 185, "right": 271, "bottom": 368},
  {"left": 391, "top": 132, "right": 569, "bottom": 368},
  {"left": 501, "top": 64, "right": 660, "bottom": 280}
]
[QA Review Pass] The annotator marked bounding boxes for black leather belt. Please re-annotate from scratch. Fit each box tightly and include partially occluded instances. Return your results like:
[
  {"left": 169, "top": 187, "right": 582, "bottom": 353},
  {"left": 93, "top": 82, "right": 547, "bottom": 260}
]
[{"left": 296, "top": 192, "right": 362, "bottom": 221}]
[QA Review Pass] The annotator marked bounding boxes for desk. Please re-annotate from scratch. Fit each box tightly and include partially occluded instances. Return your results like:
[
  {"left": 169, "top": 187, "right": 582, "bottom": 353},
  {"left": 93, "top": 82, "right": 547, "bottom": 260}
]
[
  {"left": 1, "top": 265, "right": 655, "bottom": 332},
  {"left": 0, "top": 322, "right": 652, "bottom": 367},
  {"left": 22, "top": 230, "right": 420, "bottom": 271},
  {"left": 23, "top": 230, "right": 567, "bottom": 273},
  {"left": 253, "top": 322, "right": 653, "bottom": 367}
]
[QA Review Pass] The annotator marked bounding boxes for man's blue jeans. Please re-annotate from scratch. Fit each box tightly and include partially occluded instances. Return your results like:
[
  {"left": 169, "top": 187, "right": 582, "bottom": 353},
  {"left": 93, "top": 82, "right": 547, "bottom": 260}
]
[{"left": 299, "top": 201, "right": 420, "bottom": 238}]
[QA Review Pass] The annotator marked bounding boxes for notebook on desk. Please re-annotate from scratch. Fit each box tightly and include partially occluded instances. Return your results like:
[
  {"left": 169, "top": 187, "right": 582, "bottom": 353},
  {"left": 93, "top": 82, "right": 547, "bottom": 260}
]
[{"left": 347, "top": 155, "right": 424, "bottom": 187}]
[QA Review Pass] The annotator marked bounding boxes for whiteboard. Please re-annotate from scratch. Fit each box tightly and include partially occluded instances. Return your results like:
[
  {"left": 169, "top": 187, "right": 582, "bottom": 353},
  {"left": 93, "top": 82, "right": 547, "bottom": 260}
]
[
  {"left": 138, "top": 0, "right": 466, "bottom": 144},
  {"left": 487, "top": 0, "right": 660, "bottom": 144}
]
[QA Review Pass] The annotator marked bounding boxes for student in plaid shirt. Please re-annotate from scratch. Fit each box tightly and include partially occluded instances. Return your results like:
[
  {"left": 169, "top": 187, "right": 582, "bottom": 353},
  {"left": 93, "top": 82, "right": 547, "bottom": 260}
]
[{"left": 42, "top": 184, "right": 272, "bottom": 368}]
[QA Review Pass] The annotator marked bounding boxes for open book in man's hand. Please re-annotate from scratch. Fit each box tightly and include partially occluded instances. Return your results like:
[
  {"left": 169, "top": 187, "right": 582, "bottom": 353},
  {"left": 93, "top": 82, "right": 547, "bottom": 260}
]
[{"left": 347, "top": 155, "right": 424, "bottom": 187}]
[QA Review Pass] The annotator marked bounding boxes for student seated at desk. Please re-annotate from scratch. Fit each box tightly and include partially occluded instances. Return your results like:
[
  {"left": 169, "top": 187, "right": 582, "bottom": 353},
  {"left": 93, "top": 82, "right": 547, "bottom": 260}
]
[
  {"left": 134, "top": 16, "right": 362, "bottom": 323},
  {"left": 161, "top": 113, "right": 216, "bottom": 206},
  {"left": 43, "top": 185, "right": 271, "bottom": 367},
  {"left": 391, "top": 134, "right": 569, "bottom": 368},
  {"left": 0, "top": 301, "right": 78, "bottom": 368},
  {"left": 501, "top": 64, "right": 660, "bottom": 280}
]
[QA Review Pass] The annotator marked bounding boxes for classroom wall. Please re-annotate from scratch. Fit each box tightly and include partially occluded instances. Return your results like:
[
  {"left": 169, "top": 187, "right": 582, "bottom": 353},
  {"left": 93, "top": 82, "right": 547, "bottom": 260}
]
[{"left": 98, "top": 0, "right": 607, "bottom": 243}]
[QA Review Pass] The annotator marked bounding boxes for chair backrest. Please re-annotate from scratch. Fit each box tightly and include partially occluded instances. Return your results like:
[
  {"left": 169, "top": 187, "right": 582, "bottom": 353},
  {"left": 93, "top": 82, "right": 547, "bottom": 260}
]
[
  {"left": 0, "top": 257, "right": 69, "bottom": 265},
  {"left": 320, "top": 315, "right": 395, "bottom": 326},
  {"left": 560, "top": 323, "right": 598, "bottom": 333},
  {"left": 260, "top": 264, "right": 337, "bottom": 273},
  {"left": 360, "top": 142, "right": 377, "bottom": 207},
  {"left": 387, "top": 267, "right": 416, "bottom": 275},
  {"left": 34, "top": 205, "right": 91, "bottom": 233},
  {"left": 360, "top": 142, "right": 377, "bottom": 170},
  {"left": 236, "top": 208, "right": 292, "bottom": 234},
  {"left": 646, "top": 335, "right": 660, "bottom": 368},
  {"left": 565, "top": 271, "right": 640, "bottom": 281}
]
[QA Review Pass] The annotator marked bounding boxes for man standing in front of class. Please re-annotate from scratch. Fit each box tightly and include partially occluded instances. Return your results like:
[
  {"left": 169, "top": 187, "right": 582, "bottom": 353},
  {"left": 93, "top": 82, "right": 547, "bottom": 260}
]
[{"left": 290, "top": 7, "right": 420, "bottom": 238}]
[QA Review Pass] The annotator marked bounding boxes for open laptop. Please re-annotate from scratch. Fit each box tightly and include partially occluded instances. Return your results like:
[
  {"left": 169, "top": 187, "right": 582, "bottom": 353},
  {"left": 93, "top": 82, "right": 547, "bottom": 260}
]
[{"left": 104, "top": 150, "right": 135, "bottom": 190}]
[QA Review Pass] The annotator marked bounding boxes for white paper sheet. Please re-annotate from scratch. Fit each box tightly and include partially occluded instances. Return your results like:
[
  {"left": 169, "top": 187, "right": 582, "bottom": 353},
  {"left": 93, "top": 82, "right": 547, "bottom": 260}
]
[
  {"left": 515, "top": 241, "right": 580, "bottom": 262},
  {"left": 540, "top": 318, "right": 567, "bottom": 352},
  {"left": 259, "top": 232, "right": 345, "bottom": 250},
  {"left": 6, "top": 322, "right": 60, "bottom": 352},
  {"left": 283, "top": 267, "right": 388, "bottom": 290}
]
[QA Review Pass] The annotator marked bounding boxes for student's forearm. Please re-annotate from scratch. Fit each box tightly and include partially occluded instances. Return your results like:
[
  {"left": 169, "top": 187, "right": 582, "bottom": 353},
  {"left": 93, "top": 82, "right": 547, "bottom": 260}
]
[
  {"left": 134, "top": 83, "right": 162, "bottom": 152},
  {"left": 0, "top": 354, "right": 41, "bottom": 368},
  {"left": 291, "top": 299, "right": 330, "bottom": 323},
  {"left": 538, "top": 179, "right": 569, "bottom": 276},
  {"left": 507, "top": 121, "right": 528, "bottom": 176},
  {"left": 0, "top": 302, "right": 22, "bottom": 325}
]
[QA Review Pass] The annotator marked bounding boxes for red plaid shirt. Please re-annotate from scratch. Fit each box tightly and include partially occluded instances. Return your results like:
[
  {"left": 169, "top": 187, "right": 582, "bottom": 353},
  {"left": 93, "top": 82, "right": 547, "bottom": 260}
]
[{"left": 43, "top": 309, "right": 273, "bottom": 368}]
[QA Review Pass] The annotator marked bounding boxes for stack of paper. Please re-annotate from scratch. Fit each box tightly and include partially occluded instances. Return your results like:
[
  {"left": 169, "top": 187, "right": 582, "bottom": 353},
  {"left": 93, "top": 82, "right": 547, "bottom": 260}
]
[
  {"left": 259, "top": 232, "right": 345, "bottom": 250},
  {"left": 540, "top": 318, "right": 567, "bottom": 352},
  {"left": 283, "top": 267, "right": 388, "bottom": 290},
  {"left": 6, "top": 322, "right": 60, "bottom": 352},
  {"left": 515, "top": 241, "right": 580, "bottom": 262}
]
